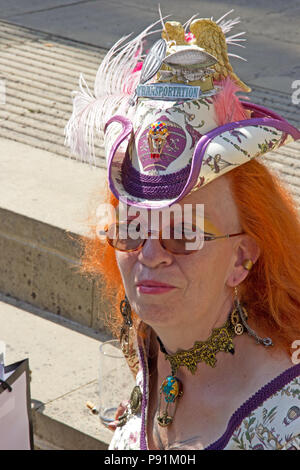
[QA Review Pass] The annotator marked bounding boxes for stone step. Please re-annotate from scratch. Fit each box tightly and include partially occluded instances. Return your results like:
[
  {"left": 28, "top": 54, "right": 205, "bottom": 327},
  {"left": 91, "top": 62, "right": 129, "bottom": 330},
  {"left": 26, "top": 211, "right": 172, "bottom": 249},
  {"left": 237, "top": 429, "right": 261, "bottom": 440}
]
[
  {"left": 0, "top": 19, "right": 299, "bottom": 169},
  {"left": 0, "top": 293, "right": 113, "bottom": 450},
  {"left": 0, "top": 137, "right": 109, "bottom": 331}
]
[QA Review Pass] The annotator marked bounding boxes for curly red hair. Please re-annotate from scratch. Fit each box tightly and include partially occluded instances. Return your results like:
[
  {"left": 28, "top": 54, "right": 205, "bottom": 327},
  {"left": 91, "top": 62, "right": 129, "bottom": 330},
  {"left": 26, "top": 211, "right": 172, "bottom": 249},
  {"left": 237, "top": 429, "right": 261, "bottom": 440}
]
[{"left": 75, "top": 161, "right": 300, "bottom": 356}]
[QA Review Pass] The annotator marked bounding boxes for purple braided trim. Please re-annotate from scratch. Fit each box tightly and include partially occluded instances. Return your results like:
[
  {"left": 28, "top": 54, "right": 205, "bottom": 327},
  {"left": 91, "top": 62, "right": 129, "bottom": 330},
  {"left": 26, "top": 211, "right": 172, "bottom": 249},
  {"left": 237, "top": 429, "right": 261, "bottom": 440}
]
[
  {"left": 122, "top": 151, "right": 191, "bottom": 184},
  {"left": 122, "top": 179, "right": 186, "bottom": 199},
  {"left": 139, "top": 343, "right": 149, "bottom": 451},
  {"left": 206, "top": 363, "right": 300, "bottom": 450},
  {"left": 122, "top": 155, "right": 191, "bottom": 199}
]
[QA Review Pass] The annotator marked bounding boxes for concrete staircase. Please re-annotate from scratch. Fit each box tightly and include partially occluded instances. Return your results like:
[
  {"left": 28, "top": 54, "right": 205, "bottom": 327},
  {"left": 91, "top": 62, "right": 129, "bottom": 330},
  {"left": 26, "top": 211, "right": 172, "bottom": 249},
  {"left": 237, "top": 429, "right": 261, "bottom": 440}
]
[
  {"left": 0, "top": 20, "right": 299, "bottom": 450},
  {"left": 0, "top": 138, "right": 115, "bottom": 449}
]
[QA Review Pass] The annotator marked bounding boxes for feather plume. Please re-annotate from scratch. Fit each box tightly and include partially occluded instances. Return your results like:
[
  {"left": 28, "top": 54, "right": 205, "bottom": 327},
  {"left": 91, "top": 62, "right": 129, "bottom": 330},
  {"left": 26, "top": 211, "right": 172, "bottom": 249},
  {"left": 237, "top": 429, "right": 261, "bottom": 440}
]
[
  {"left": 213, "top": 77, "right": 250, "bottom": 126},
  {"left": 64, "top": 20, "right": 163, "bottom": 165},
  {"left": 214, "top": 9, "right": 247, "bottom": 55},
  {"left": 64, "top": 11, "right": 249, "bottom": 164}
]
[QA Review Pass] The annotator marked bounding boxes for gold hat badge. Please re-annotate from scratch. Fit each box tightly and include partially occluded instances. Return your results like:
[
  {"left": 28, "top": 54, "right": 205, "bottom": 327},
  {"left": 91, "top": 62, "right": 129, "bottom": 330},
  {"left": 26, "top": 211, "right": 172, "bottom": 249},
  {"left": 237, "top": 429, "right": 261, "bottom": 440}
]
[{"left": 160, "top": 19, "right": 250, "bottom": 93}]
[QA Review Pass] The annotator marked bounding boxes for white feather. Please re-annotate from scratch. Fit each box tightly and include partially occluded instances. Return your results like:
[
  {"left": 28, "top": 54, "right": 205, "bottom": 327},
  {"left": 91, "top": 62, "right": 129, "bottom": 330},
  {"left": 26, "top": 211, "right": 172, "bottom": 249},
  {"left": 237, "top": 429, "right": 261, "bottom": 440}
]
[
  {"left": 215, "top": 10, "right": 247, "bottom": 61},
  {"left": 64, "top": 11, "right": 248, "bottom": 165},
  {"left": 228, "top": 53, "right": 247, "bottom": 62},
  {"left": 64, "top": 20, "right": 163, "bottom": 165}
]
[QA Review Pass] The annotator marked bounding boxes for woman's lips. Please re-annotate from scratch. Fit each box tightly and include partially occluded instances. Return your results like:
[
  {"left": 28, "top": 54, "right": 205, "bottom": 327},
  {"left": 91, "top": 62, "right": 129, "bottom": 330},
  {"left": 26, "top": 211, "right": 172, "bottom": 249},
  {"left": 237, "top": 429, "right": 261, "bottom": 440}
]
[{"left": 136, "top": 280, "right": 177, "bottom": 295}]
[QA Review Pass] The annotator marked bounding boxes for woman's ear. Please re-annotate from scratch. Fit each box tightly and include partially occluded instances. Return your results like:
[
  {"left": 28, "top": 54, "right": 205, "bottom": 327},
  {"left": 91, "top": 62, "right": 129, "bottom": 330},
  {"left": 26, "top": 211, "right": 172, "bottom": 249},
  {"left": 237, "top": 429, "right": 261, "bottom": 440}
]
[{"left": 226, "top": 235, "right": 260, "bottom": 288}]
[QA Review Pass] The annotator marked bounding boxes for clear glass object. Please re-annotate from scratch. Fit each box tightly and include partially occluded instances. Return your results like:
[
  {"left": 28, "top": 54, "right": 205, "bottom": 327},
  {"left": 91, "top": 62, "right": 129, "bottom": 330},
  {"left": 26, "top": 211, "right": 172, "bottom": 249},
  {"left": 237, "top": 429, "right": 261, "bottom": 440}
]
[{"left": 98, "top": 339, "right": 135, "bottom": 427}]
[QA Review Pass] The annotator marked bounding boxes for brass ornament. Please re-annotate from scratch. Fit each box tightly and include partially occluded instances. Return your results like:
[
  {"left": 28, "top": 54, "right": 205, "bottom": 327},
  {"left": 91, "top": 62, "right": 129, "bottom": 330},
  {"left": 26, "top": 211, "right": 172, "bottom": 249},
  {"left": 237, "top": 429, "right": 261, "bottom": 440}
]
[
  {"left": 243, "top": 259, "right": 253, "bottom": 271},
  {"left": 234, "top": 323, "right": 244, "bottom": 335},
  {"left": 234, "top": 297, "right": 273, "bottom": 347},
  {"left": 161, "top": 19, "right": 251, "bottom": 92},
  {"left": 130, "top": 385, "right": 143, "bottom": 415},
  {"left": 231, "top": 305, "right": 246, "bottom": 336},
  {"left": 157, "top": 375, "right": 183, "bottom": 427},
  {"left": 161, "top": 319, "right": 236, "bottom": 376},
  {"left": 120, "top": 295, "right": 133, "bottom": 355},
  {"left": 157, "top": 412, "right": 174, "bottom": 427},
  {"left": 116, "top": 385, "right": 143, "bottom": 427},
  {"left": 156, "top": 308, "right": 246, "bottom": 427}
]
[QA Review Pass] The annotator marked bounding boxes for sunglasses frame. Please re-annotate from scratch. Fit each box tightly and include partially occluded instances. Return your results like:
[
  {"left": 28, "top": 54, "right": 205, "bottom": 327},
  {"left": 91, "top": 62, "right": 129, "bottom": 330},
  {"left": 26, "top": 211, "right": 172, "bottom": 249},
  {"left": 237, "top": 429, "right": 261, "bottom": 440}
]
[{"left": 101, "top": 222, "right": 245, "bottom": 255}]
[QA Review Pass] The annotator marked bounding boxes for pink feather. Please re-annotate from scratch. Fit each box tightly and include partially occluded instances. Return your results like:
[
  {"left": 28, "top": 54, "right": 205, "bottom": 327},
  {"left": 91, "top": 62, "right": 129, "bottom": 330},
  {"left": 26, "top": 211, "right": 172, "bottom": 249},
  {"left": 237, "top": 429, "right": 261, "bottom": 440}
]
[{"left": 213, "top": 77, "right": 250, "bottom": 126}]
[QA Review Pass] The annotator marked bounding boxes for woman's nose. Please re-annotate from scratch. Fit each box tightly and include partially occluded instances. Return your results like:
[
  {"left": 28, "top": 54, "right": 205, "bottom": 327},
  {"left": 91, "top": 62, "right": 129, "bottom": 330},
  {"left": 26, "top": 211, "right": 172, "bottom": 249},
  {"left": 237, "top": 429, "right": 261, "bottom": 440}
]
[{"left": 137, "top": 236, "right": 173, "bottom": 268}]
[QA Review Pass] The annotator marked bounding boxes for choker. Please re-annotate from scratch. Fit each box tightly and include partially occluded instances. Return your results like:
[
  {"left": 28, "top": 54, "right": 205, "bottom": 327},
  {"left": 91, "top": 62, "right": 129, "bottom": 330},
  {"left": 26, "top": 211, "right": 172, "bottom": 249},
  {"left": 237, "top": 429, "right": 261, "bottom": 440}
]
[{"left": 156, "top": 301, "right": 272, "bottom": 427}]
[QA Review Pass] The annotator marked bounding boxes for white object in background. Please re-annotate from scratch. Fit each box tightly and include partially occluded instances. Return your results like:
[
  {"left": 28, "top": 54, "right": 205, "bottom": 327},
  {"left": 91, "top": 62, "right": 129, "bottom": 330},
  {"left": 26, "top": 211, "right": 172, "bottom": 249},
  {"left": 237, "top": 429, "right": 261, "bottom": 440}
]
[
  {"left": 0, "top": 341, "right": 5, "bottom": 381},
  {"left": 0, "top": 359, "right": 33, "bottom": 450}
]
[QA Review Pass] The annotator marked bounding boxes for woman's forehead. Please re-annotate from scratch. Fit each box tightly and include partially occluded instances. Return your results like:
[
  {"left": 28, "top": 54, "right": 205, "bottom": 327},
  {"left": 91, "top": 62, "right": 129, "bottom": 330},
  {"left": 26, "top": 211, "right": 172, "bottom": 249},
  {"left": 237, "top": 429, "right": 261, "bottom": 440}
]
[
  {"left": 179, "top": 176, "right": 241, "bottom": 231},
  {"left": 115, "top": 176, "right": 241, "bottom": 231}
]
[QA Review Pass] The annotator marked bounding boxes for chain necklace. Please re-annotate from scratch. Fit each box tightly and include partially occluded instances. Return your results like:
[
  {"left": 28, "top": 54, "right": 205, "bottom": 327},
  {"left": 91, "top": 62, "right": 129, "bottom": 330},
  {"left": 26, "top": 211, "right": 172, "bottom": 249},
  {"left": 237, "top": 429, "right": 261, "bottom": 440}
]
[{"left": 156, "top": 304, "right": 247, "bottom": 427}]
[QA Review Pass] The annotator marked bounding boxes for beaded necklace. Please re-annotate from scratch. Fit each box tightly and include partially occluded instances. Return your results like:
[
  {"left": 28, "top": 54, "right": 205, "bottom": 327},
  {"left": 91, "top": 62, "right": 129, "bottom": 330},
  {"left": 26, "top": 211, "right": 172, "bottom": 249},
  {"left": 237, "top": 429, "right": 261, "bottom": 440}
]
[{"left": 156, "top": 304, "right": 245, "bottom": 427}]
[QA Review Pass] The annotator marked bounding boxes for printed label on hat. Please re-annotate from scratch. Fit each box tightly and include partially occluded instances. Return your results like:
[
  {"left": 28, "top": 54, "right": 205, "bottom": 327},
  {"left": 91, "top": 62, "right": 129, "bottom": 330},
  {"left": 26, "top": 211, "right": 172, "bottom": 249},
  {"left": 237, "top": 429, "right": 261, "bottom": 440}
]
[{"left": 136, "top": 83, "right": 202, "bottom": 101}]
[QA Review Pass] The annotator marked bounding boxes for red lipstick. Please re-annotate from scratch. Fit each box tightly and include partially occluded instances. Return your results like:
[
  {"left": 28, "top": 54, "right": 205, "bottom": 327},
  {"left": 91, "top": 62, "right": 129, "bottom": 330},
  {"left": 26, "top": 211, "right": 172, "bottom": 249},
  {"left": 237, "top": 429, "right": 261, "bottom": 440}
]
[{"left": 136, "top": 280, "right": 177, "bottom": 294}]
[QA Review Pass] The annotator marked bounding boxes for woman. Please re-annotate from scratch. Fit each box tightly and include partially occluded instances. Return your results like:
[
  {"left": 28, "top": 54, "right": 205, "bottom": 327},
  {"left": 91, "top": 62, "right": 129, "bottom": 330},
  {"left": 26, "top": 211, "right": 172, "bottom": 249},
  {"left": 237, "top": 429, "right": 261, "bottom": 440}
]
[{"left": 65, "top": 12, "right": 300, "bottom": 450}]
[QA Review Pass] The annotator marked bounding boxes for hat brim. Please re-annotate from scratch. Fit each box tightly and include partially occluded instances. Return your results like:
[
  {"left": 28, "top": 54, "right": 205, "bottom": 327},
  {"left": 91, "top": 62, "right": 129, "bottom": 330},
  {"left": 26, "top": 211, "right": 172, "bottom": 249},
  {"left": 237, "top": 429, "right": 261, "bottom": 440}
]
[{"left": 105, "top": 102, "right": 300, "bottom": 209}]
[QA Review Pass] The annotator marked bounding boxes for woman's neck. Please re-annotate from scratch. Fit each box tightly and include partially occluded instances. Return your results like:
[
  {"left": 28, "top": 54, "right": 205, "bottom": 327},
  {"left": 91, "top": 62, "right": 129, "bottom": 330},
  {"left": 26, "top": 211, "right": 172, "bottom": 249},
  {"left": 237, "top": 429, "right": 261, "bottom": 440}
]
[{"left": 151, "top": 294, "right": 233, "bottom": 354}]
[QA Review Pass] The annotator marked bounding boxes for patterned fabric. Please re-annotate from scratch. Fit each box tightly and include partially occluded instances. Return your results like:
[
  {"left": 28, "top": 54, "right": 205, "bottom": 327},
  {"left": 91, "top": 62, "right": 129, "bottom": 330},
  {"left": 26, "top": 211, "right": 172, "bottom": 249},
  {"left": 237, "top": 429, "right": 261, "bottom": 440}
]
[
  {"left": 106, "top": 99, "right": 300, "bottom": 210},
  {"left": 109, "top": 321, "right": 300, "bottom": 450}
]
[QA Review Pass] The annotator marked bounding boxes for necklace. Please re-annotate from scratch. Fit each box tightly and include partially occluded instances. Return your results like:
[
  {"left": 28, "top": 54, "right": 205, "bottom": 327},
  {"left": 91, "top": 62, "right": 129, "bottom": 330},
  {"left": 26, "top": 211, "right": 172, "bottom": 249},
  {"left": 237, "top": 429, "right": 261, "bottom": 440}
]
[{"left": 156, "top": 304, "right": 247, "bottom": 427}]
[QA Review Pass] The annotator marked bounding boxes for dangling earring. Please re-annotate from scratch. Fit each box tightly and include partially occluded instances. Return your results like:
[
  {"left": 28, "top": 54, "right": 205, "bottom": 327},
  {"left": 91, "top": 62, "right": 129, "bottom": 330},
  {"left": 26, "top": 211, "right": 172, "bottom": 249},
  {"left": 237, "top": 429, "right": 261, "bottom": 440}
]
[
  {"left": 233, "top": 286, "right": 273, "bottom": 347},
  {"left": 120, "top": 294, "right": 133, "bottom": 355},
  {"left": 230, "top": 287, "right": 246, "bottom": 336}
]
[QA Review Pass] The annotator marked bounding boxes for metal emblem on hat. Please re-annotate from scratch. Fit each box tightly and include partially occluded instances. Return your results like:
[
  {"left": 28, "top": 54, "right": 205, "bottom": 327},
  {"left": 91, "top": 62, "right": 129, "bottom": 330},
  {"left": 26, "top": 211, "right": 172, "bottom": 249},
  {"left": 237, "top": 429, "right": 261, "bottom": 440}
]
[
  {"left": 134, "top": 42, "right": 219, "bottom": 101},
  {"left": 129, "top": 38, "right": 167, "bottom": 106},
  {"left": 160, "top": 45, "right": 218, "bottom": 84},
  {"left": 147, "top": 121, "right": 169, "bottom": 159}
]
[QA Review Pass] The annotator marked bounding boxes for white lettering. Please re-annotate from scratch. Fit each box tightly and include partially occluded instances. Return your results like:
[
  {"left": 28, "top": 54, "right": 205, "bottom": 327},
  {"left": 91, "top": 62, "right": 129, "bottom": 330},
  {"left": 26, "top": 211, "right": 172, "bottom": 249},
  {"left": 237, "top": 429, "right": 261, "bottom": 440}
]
[
  {"left": 291, "top": 340, "right": 300, "bottom": 364},
  {"left": 291, "top": 80, "right": 300, "bottom": 105}
]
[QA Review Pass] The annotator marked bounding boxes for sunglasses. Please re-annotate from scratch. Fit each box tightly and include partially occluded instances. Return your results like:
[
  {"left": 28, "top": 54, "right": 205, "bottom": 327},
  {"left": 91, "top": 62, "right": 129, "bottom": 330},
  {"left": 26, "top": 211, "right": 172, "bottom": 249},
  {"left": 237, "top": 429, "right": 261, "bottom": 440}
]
[{"left": 101, "top": 220, "right": 244, "bottom": 255}]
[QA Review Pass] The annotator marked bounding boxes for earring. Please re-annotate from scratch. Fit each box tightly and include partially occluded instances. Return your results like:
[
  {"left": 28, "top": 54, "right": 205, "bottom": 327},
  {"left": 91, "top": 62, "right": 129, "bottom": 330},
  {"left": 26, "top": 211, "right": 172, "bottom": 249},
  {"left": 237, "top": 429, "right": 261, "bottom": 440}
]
[
  {"left": 232, "top": 287, "right": 273, "bottom": 347},
  {"left": 231, "top": 287, "right": 246, "bottom": 335},
  {"left": 120, "top": 294, "right": 133, "bottom": 355},
  {"left": 243, "top": 259, "right": 253, "bottom": 271}
]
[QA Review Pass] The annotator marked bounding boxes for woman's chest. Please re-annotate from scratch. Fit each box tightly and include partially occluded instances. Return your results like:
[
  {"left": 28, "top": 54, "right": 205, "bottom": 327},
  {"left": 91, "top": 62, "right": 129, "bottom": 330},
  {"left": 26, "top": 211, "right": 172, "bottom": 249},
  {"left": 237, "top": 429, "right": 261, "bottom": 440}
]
[{"left": 146, "top": 386, "right": 234, "bottom": 450}]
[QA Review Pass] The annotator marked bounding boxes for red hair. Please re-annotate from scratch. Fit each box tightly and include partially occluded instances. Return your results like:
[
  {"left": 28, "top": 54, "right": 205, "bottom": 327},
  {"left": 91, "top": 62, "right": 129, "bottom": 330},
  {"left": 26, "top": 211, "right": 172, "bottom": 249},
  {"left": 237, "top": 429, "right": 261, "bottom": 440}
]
[
  {"left": 75, "top": 162, "right": 300, "bottom": 356},
  {"left": 227, "top": 159, "right": 300, "bottom": 356}
]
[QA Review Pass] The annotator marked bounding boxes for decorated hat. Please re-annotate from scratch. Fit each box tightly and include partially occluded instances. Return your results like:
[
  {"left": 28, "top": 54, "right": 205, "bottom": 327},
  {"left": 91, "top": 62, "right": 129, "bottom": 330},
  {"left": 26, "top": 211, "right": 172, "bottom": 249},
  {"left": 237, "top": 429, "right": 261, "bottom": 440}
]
[{"left": 65, "top": 11, "right": 300, "bottom": 209}]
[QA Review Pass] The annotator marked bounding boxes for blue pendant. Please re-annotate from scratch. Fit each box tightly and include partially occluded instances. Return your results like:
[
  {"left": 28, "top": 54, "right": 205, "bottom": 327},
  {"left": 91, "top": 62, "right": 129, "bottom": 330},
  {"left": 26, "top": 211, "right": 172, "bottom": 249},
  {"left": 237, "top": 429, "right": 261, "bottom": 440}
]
[{"left": 160, "top": 376, "right": 183, "bottom": 403}]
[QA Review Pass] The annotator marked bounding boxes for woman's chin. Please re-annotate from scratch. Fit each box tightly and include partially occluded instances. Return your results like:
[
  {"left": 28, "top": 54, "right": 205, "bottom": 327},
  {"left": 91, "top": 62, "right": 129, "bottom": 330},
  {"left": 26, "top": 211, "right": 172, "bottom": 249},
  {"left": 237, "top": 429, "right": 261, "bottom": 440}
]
[{"left": 132, "top": 301, "right": 178, "bottom": 327}]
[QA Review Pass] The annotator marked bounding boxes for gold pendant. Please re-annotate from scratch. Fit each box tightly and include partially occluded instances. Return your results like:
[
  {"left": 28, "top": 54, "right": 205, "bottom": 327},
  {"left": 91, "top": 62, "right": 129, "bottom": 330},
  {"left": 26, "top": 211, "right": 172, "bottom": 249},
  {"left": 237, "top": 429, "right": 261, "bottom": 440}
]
[
  {"left": 234, "top": 323, "right": 244, "bottom": 335},
  {"left": 157, "top": 412, "right": 173, "bottom": 427},
  {"left": 157, "top": 375, "right": 183, "bottom": 427},
  {"left": 231, "top": 307, "right": 244, "bottom": 335},
  {"left": 116, "top": 385, "right": 143, "bottom": 427}
]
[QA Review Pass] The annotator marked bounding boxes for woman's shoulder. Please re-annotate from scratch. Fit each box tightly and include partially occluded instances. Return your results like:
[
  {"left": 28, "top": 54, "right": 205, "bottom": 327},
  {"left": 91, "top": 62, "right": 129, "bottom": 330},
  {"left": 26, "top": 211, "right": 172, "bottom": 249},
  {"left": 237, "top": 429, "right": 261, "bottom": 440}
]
[{"left": 220, "top": 363, "right": 300, "bottom": 450}]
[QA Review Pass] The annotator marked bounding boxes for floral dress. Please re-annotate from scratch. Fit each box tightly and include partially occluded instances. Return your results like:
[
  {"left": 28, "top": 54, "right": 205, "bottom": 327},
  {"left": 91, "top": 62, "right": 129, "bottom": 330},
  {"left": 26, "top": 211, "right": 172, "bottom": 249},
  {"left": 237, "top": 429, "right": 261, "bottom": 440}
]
[{"left": 109, "top": 322, "right": 300, "bottom": 450}]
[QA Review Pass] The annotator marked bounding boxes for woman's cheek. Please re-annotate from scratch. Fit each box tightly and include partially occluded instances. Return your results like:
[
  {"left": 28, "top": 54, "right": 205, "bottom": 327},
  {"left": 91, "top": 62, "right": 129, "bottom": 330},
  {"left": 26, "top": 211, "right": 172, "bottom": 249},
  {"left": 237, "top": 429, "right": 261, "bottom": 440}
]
[{"left": 115, "top": 251, "right": 136, "bottom": 286}]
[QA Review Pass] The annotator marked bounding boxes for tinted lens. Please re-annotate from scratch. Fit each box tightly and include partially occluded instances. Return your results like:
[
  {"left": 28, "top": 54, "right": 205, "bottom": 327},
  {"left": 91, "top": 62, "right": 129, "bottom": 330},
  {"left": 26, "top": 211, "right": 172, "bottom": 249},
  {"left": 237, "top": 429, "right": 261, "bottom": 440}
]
[
  {"left": 106, "top": 222, "right": 144, "bottom": 251},
  {"left": 106, "top": 222, "right": 209, "bottom": 254},
  {"left": 162, "top": 223, "right": 204, "bottom": 254}
]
